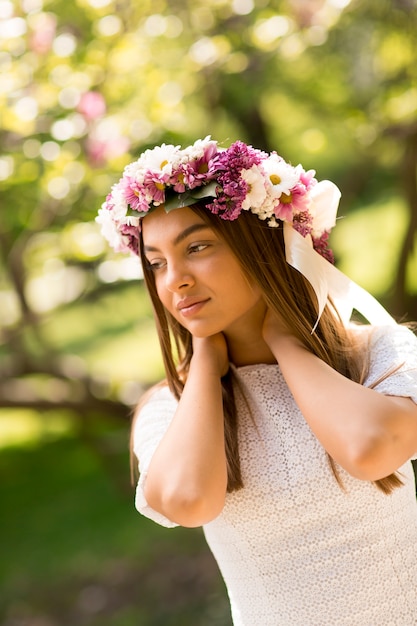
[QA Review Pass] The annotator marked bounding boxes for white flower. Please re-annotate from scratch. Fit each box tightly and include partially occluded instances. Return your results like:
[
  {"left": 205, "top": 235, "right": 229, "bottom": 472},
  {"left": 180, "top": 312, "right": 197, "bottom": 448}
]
[
  {"left": 241, "top": 165, "right": 267, "bottom": 210},
  {"left": 136, "top": 143, "right": 181, "bottom": 175},
  {"left": 110, "top": 184, "right": 129, "bottom": 218},
  {"left": 124, "top": 160, "right": 146, "bottom": 181},
  {"left": 262, "top": 155, "right": 299, "bottom": 197},
  {"left": 125, "top": 215, "right": 140, "bottom": 227},
  {"left": 254, "top": 193, "right": 276, "bottom": 221},
  {"left": 96, "top": 207, "right": 125, "bottom": 251},
  {"left": 181, "top": 135, "right": 214, "bottom": 161}
]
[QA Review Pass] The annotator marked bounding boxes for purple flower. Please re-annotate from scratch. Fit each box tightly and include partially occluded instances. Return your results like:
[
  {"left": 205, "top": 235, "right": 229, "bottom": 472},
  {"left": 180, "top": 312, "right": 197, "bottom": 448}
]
[
  {"left": 311, "top": 231, "right": 334, "bottom": 263},
  {"left": 292, "top": 209, "right": 313, "bottom": 238},
  {"left": 207, "top": 141, "right": 266, "bottom": 218}
]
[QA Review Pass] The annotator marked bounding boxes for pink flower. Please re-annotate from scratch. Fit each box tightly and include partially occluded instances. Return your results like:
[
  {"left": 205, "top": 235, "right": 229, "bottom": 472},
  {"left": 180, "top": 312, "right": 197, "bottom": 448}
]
[
  {"left": 173, "top": 142, "right": 218, "bottom": 190},
  {"left": 122, "top": 177, "right": 148, "bottom": 212},
  {"left": 299, "top": 168, "right": 317, "bottom": 191},
  {"left": 273, "top": 200, "right": 294, "bottom": 223},
  {"left": 104, "top": 192, "right": 115, "bottom": 211},
  {"left": 119, "top": 223, "right": 140, "bottom": 255},
  {"left": 273, "top": 180, "right": 311, "bottom": 220},
  {"left": 143, "top": 171, "right": 168, "bottom": 205}
]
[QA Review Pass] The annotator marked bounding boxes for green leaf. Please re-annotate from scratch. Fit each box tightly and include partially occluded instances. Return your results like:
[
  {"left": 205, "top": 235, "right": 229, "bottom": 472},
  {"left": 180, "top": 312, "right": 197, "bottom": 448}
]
[
  {"left": 190, "top": 181, "right": 218, "bottom": 199},
  {"left": 126, "top": 207, "right": 144, "bottom": 218},
  {"left": 164, "top": 182, "right": 218, "bottom": 213}
]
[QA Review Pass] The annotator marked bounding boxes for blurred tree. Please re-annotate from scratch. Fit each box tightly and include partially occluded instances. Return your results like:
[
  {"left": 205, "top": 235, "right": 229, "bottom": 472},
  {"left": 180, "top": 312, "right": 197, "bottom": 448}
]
[{"left": 1, "top": 0, "right": 416, "bottom": 423}]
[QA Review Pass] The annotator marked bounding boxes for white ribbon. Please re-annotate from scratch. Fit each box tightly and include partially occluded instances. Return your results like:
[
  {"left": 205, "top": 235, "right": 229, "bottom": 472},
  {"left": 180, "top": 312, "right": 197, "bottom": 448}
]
[{"left": 283, "top": 181, "right": 395, "bottom": 331}]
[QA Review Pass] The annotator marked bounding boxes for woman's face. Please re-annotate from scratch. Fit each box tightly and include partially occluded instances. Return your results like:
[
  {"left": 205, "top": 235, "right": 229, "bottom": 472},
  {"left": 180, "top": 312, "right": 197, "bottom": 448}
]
[{"left": 141, "top": 206, "right": 264, "bottom": 340}]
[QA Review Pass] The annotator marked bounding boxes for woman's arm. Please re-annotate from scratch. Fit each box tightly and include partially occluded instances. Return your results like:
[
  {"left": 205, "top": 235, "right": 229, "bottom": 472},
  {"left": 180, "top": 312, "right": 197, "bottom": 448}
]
[
  {"left": 262, "top": 313, "right": 417, "bottom": 481},
  {"left": 143, "top": 333, "right": 229, "bottom": 528}
]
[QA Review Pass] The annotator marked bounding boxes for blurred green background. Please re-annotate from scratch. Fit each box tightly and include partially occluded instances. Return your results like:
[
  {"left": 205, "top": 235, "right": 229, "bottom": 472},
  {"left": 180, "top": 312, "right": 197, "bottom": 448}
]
[{"left": 1, "top": 0, "right": 417, "bottom": 624}]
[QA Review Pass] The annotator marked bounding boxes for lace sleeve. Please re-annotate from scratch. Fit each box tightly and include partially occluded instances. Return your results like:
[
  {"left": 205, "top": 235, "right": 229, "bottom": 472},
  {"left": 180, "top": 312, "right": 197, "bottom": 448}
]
[
  {"left": 365, "top": 324, "right": 417, "bottom": 460},
  {"left": 132, "top": 384, "right": 180, "bottom": 528}
]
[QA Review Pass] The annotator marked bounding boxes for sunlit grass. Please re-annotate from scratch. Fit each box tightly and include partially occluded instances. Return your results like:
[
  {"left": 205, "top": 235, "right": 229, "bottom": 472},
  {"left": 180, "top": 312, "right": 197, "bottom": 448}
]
[
  {"left": 0, "top": 437, "right": 230, "bottom": 625},
  {"left": 0, "top": 409, "right": 75, "bottom": 448}
]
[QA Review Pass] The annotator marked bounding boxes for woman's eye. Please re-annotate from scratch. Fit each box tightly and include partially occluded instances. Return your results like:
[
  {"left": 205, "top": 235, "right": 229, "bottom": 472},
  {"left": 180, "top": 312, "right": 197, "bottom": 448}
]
[
  {"left": 189, "top": 243, "right": 208, "bottom": 254},
  {"left": 147, "top": 259, "right": 165, "bottom": 271}
]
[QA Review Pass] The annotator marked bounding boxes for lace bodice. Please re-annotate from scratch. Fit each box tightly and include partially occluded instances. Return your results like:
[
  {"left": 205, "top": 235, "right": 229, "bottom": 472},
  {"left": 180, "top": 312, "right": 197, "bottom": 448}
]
[{"left": 133, "top": 325, "right": 417, "bottom": 625}]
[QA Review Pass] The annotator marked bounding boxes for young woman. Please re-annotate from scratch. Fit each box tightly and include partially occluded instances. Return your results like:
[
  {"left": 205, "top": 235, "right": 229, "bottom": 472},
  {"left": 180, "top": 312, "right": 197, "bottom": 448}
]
[{"left": 97, "top": 138, "right": 417, "bottom": 625}]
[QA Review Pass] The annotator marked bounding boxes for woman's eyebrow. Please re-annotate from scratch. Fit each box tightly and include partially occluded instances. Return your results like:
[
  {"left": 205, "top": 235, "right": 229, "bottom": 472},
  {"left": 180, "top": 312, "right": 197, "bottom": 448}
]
[{"left": 144, "top": 223, "right": 211, "bottom": 252}]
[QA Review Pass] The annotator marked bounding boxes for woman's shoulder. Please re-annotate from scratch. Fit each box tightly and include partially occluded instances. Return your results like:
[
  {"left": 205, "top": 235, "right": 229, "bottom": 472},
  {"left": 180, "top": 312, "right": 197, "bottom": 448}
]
[
  {"left": 367, "top": 323, "right": 417, "bottom": 356},
  {"left": 134, "top": 380, "right": 178, "bottom": 420},
  {"left": 349, "top": 321, "right": 417, "bottom": 351},
  {"left": 347, "top": 320, "right": 416, "bottom": 372},
  {"left": 132, "top": 381, "right": 178, "bottom": 460},
  {"left": 351, "top": 322, "right": 417, "bottom": 395}
]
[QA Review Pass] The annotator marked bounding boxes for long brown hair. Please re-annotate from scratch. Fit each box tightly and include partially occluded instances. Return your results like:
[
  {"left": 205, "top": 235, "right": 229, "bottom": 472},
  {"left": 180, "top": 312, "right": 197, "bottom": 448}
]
[{"left": 136, "top": 202, "right": 402, "bottom": 495}]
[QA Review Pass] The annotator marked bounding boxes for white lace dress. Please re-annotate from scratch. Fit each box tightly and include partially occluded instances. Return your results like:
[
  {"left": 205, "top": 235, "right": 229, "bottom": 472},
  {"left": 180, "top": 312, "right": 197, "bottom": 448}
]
[{"left": 133, "top": 325, "right": 417, "bottom": 625}]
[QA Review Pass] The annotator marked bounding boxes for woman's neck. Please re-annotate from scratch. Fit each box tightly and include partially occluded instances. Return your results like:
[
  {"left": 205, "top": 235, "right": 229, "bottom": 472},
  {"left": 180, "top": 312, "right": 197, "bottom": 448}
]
[
  {"left": 222, "top": 298, "right": 277, "bottom": 367},
  {"left": 225, "top": 326, "right": 277, "bottom": 367}
]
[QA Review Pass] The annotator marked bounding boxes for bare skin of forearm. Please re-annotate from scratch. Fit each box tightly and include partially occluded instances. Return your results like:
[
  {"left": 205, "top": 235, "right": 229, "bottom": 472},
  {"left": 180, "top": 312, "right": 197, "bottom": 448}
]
[
  {"left": 265, "top": 331, "right": 417, "bottom": 481},
  {"left": 144, "top": 338, "right": 228, "bottom": 527}
]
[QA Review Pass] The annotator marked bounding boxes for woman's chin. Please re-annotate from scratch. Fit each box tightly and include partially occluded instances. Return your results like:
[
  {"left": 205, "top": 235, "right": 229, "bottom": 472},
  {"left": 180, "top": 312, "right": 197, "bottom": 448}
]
[{"left": 191, "top": 330, "right": 221, "bottom": 339}]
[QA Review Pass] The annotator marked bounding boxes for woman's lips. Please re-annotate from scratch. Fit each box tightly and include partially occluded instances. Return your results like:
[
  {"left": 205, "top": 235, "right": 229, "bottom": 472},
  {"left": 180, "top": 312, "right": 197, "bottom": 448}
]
[{"left": 177, "top": 297, "right": 210, "bottom": 317}]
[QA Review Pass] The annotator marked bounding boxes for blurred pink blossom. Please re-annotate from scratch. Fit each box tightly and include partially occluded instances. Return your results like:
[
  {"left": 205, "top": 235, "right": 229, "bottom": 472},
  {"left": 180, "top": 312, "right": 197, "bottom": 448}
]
[
  {"left": 29, "top": 13, "right": 57, "bottom": 54},
  {"left": 86, "top": 136, "right": 130, "bottom": 167},
  {"left": 77, "top": 92, "right": 106, "bottom": 122}
]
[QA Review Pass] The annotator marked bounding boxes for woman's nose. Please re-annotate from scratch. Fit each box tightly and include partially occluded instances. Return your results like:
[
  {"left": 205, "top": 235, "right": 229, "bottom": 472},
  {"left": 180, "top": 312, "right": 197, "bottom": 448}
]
[{"left": 165, "top": 262, "right": 194, "bottom": 292}]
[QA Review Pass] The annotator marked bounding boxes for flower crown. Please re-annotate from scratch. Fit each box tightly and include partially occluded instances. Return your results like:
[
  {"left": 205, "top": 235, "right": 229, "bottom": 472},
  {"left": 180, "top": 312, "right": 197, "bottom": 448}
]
[
  {"left": 96, "top": 137, "right": 398, "bottom": 331},
  {"left": 96, "top": 136, "right": 339, "bottom": 262}
]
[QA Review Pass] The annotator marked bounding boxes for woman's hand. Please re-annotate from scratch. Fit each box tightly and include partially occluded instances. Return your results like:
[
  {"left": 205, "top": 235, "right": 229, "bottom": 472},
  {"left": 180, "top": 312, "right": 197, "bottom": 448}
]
[
  {"left": 262, "top": 306, "right": 417, "bottom": 481},
  {"left": 192, "top": 333, "right": 229, "bottom": 378}
]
